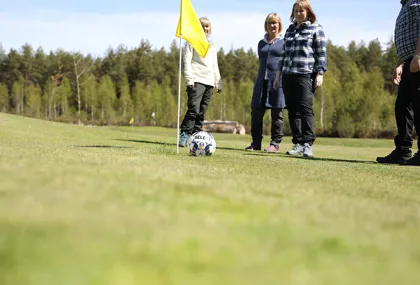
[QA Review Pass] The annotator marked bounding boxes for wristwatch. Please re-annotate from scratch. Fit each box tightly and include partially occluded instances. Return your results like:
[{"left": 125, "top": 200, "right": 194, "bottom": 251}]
[{"left": 317, "top": 70, "right": 324, "bottom": 75}]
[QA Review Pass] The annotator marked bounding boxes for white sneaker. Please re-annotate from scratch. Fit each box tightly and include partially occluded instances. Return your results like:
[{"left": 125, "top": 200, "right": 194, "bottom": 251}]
[
  {"left": 286, "top": 143, "right": 304, "bottom": 156},
  {"left": 303, "top": 143, "right": 313, "bottom": 157}
]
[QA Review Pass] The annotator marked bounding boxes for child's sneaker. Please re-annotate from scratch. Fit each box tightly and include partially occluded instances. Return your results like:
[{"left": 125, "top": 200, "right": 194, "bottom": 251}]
[{"left": 178, "top": 132, "right": 189, "bottom": 147}]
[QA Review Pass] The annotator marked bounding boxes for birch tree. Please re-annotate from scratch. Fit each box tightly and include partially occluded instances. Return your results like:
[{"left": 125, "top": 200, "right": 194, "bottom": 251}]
[{"left": 73, "top": 53, "right": 93, "bottom": 124}]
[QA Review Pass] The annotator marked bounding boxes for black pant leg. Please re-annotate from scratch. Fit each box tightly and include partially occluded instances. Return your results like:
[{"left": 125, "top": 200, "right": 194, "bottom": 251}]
[
  {"left": 282, "top": 75, "right": 302, "bottom": 145},
  {"left": 250, "top": 108, "right": 266, "bottom": 145},
  {"left": 180, "top": 84, "right": 204, "bottom": 134},
  {"left": 394, "top": 63, "right": 414, "bottom": 155},
  {"left": 409, "top": 69, "right": 420, "bottom": 152},
  {"left": 194, "top": 84, "right": 213, "bottom": 132},
  {"left": 297, "top": 75, "right": 316, "bottom": 145},
  {"left": 270, "top": 108, "right": 284, "bottom": 146}
]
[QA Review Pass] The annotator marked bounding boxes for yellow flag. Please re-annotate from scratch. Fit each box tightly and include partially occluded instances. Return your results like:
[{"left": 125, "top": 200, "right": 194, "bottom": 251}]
[
  {"left": 175, "top": 0, "right": 210, "bottom": 58},
  {"left": 129, "top": 117, "right": 134, "bottom": 125}
]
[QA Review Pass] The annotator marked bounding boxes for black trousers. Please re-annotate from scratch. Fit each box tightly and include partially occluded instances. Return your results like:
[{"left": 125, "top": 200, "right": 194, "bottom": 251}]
[
  {"left": 394, "top": 60, "right": 420, "bottom": 155},
  {"left": 250, "top": 80, "right": 284, "bottom": 146},
  {"left": 180, "top": 83, "right": 213, "bottom": 134},
  {"left": 282, "top": 73, "right": 316, "bottom": 145},
  {"left": 251, "top": 108, "right": 284, "bottom": 146}
]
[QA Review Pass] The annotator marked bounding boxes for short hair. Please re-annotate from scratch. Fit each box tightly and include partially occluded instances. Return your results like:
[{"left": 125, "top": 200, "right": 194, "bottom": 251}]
[
  {"left": 264, "top": 12, "right": 283, "bottom": 33},
  {"left": 199, "top": 17, "right": 212, "bottom": 35},
  {"left": 289, "top": 0, "right": 317, "bottom": 24}
]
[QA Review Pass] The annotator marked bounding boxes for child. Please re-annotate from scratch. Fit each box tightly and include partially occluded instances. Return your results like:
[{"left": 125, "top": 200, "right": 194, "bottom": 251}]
[{"left": 179, "top": 17, "right": 222, "bottom": 147}]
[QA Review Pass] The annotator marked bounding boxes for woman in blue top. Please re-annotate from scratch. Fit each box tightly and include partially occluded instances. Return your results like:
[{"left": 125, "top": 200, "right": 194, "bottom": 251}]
[
  {"left": 274, "top": 0, "right": 327, "bottom": 157},
  {"left": 245, "top": 12, "right": 286, "bottom": 152}
]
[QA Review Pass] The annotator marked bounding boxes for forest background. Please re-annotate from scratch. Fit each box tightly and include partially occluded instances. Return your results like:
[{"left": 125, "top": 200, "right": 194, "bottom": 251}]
[{"left": 0, "top": 37, "right": 401, "bottom": 138}]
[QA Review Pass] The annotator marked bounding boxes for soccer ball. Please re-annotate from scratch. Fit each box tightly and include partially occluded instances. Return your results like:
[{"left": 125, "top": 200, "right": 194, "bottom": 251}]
[{"left": 187, "top": 131, "right": 216, "bottom": 156}]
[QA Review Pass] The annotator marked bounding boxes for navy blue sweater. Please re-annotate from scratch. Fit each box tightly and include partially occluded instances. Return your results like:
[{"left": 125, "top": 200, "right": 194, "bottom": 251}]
[{"left": 251, "top": 36, "right": 286, "bottom": 109}]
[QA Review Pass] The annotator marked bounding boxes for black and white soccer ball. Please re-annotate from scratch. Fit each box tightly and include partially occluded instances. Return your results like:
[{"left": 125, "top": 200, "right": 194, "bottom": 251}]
[{"left": 187, "top": 131, "right": 216, "bottom": 156}]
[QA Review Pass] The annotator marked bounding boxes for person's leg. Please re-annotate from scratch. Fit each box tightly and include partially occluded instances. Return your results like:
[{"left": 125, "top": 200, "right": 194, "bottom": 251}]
[
  {"left": 377, "top": 63, "right": 413, "bottom": 163},
  {"left": 179, "top": 84, "right": 203, "bottom": 146},
  {"left": 406, "top": 69, "right": 420, "bottom": 165},
  {"left": 181, "top": 85, "right": 203, "bottom": 133},
  {"left": 246, "top": 107, "right": 265, "bottom": 150},
  {"left": 269, "top": 108, "right": 284, "bottom": 146},
  {"left": 296, "top": 74, "right": 315, "bottom": 157},
  {"left": 248, "top": 80, "right": 269, "bottom": 150},
  {"left": 283, "top": 76, "right": 302, "bottom": 144},
  {"left": 194, "top": 83, "right": 213, "bottom": 133},
  {"left": 297, "top": 75, "right": 316, "bottom": 145},
  {"left": 263, "top": 108, "right": 283, "bottom": 152},
  {"left": 394, "top": 63, "right": 414, "bottom": 156},
  {"left": 283, "top": 75, "right": 304, "bottom": 155}
]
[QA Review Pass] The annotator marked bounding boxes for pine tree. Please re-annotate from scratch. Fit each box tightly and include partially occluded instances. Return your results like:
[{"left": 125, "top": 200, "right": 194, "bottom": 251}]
[
  {"left": 116, "top": 75, "right": 133, "bottom": 122},
  {"left": 59, "top": 77, "right": 71, "bottom": 118},
  {"left": 0, "top": 83, "right": 9, "bottom": 112}
]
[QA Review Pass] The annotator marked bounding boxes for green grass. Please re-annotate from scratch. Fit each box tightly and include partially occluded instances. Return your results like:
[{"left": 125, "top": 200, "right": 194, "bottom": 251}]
[{"left": 0, "top": 112, "right": 420, "bottom": 285}]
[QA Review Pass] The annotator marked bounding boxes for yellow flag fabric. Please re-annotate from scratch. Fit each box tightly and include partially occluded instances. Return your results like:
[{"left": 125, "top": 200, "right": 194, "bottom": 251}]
[
  {"left": 129, "top": 117, "right": 134, "bottom": 125},
  {"left": 175, "top": 0, "right": 210, "bottom": 58}
]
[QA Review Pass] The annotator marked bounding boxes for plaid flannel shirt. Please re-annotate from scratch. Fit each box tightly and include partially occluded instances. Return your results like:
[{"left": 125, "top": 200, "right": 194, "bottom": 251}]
[
  {"left": 395, "top": 0, "right": 420, "bottom": 61},
  {"left": 277, "top": 21, "right": 327, "bottom": 75}
]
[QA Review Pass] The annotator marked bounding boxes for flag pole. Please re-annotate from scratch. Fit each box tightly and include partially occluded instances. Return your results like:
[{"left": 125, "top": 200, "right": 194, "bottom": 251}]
[
  {"left": 176, "top": 0, "right": 183, "bottom": 155},
  {"left": 176, "top": 35, "right": 183, "bottom": 155}
]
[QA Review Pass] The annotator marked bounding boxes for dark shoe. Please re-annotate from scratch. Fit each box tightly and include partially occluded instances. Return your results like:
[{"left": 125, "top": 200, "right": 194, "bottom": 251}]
[
  {"left": 376, "top": 150, "right": 411, "bottom": 165},
  {"left": 264, "top": 144, "right": 279, "bottom": 153},
  {"left": 245, "top": 143, "right": 261, "bottom": 151},
  {"left": 405, "top": 153, "right": 420, "bottom": 166}
]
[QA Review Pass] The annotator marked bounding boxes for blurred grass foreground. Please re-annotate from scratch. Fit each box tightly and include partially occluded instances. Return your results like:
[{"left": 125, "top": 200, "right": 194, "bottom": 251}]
[{"left": 0, "top": 112, "right": 420, "bottom": 285}]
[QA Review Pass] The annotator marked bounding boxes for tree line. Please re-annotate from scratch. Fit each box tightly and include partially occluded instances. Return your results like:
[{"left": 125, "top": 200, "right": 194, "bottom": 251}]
[{"left": 0, "top": 37, "right": 398, "bottom": 138}]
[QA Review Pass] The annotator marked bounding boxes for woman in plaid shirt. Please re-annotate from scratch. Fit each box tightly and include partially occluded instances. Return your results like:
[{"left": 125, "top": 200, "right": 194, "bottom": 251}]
[{"left": 274, "top": 0, "right": 327, "bottom": 158}]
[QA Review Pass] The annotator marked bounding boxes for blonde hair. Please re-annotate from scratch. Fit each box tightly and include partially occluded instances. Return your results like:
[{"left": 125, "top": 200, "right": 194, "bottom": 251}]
[
  {"left": 199, "top": 17, "right": 212, "bottom": 35},
  {"left": 289, "top": 0, "right": 317, "bottom": 24},
  {"left": 264, "top": 12, "right": 282, "bottom": 33}
]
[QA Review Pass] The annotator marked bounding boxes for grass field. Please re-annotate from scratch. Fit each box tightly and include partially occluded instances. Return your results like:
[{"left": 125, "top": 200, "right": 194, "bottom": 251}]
[{"left": 1, "top": 112, "right": 420, "bottom": 285}]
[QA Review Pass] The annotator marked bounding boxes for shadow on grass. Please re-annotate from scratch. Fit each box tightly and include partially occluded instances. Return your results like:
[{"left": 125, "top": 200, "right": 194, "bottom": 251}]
[
  {"left": 117, "top": 139, "right": 174, "bottom": 146},
  {"left": 244, "top": 152, "right": 376, "bottom": 164},
  {"left": 117, "top": 139, "right": 375, "bottom": 164},
  {"left": 115, "top": 139, "right": 180, "bottom": 155},
  {"left": 116, "top": 139, "right": 245, "bottom": 152},
  {"left": 76, "top": 145, "right": 132, "bottom": 149}
]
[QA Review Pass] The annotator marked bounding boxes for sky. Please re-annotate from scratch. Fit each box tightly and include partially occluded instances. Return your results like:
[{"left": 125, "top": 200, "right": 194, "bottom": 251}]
[{"left": 0, "top": 0, "right": 401, "bottom": 57}]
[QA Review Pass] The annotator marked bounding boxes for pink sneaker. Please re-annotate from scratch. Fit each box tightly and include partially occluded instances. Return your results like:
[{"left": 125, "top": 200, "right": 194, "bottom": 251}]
[{"left": 264, "top": 144, "right": 279, "bottom": 153}]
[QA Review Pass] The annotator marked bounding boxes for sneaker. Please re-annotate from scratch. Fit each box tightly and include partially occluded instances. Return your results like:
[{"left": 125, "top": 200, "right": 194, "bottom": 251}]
[
  {"left": 303, "top": 143, "right": 313, "bottom": 158},
  {"left": 376, "top": 150, "right": 411, "bottom": 165},
  {"left": 264, "top": 144, "right": 279, "bottom": 153},
  {"left": 178, "top": 132, "right": 189, "bottom": 147},
  {"left": 245, "top": 143, "right": 261, "bottom": 151},
  {"left": 286, "top": 143, "right": 304, "bottom": 156},
  {"left": 405, "top": 153, "right": 420, "bottom": 166}
]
